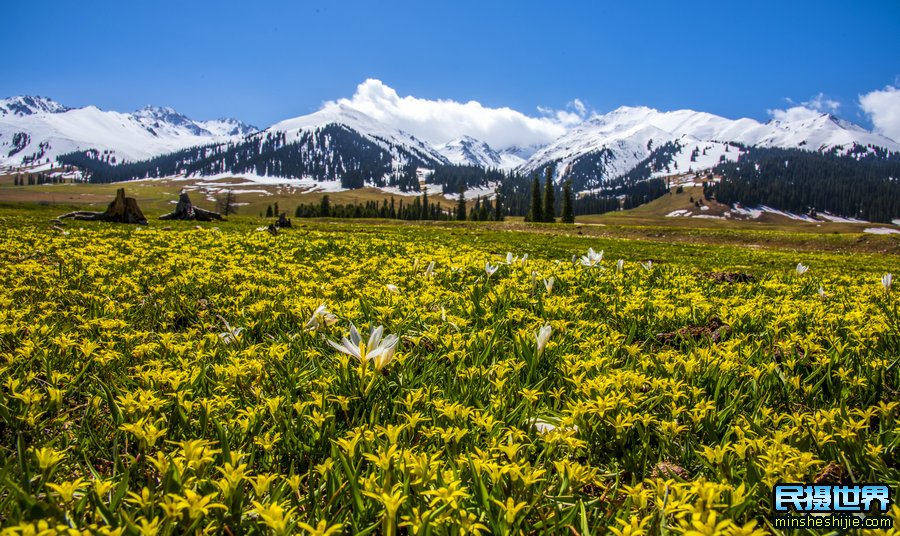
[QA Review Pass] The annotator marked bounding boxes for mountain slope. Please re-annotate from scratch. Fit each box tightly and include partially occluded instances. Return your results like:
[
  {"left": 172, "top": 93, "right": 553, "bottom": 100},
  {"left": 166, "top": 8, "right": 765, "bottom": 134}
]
[
  {"left": 0, "top": 96, "right": 70, "bottom": 116},
  {"left": 436, "top": 135, "right": 524, "bottom": 170},
  {"left": 56, "top": 104, "right": 450, "bottom": 192},
  {"left": 0, "top": 97, "right": 256, "bottom": 168},
  {"left": 520, "top": 106, "right": 900, "bottom": 189}
]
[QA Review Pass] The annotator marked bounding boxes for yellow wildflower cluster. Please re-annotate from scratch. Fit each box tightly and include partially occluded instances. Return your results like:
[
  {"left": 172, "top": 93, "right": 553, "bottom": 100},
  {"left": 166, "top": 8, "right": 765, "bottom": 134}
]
[{"left": 0, "top": 218, "right": 897, "bottom": 534}]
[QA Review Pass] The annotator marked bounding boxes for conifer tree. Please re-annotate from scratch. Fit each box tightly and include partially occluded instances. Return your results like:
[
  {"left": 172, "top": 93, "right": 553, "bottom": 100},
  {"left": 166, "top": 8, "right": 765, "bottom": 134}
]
[
  {"left": 493, "top": 187, "right": 504, "bottom": 221},
  {"left": 561, "top": 180, "right": 575, "bottom": 223},
  {"left": 528, "top": 175, "right": 543, "bottom": 223},
  {"left": 543, "top": 166, "right": 555, "bottom": 223},
  {"left": 319, "top": 195, "right": 330, "bottom": 217},
  {"left": 456, "top": 187, "right": 467, "bottom": 221}
]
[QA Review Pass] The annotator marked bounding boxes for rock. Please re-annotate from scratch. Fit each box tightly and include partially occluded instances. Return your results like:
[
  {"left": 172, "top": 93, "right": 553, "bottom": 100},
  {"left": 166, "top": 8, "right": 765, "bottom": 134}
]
[
  {"left": 651, "top": 461, "right": 689, "bottom": 480},
  {"left": 656, "top": 316, "right": 732, "bottom": 345},
  {"left": 159, "top": 192, "right": 224, "bottom": 221},
  {"left": 704, "top": 272, "right": 755, "bottom": 284},
  {"left": 275, "top": 213, "right": 292, "bottom": 228}
]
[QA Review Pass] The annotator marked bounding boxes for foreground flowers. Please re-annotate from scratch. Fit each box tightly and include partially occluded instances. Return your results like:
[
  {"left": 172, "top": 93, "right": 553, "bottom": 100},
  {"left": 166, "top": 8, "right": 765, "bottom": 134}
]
[
  {"left": 580, "top": 248, "right": 603, "bottom": 267},
  {"left": 535, "top": 324, "right": 552, "bottom": 355},
  {"left": 217, "top": 315, "right": 243, "bottom": 344},
  {"left": 327, "top": 323, "right": 399, "bottom": 371},
  {"left": 304, "top": 304, "right": 338, "bottom": 331},
  {"left": 1, "top": 215, "right": 897, "bottom": 535}
]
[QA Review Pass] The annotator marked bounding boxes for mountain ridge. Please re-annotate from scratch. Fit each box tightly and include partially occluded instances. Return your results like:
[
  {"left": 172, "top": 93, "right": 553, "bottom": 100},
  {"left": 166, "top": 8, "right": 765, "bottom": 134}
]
[
  {"left": 3, "top": 94, "right": 898, "bottom": 195},
  {"left": 0, "top": 96, "right": 256, "bottom": 167}
]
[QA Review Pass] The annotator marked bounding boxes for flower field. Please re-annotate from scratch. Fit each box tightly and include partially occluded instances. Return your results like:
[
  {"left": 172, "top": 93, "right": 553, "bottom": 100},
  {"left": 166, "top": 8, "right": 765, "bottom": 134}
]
[{"left": 0, "top": 215, "right": 898, "bottom": 535}]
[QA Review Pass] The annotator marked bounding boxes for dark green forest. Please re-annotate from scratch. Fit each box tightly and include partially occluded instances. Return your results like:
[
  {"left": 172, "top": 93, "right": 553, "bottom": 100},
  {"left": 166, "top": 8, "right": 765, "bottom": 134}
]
[{"left": 708, "top": 145, "right": 900, "bottom": 223}]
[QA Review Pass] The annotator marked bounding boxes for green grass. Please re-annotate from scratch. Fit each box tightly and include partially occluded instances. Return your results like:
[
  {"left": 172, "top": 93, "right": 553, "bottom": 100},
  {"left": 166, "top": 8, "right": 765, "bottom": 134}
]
[{"left": 0, "top": 210, "right": 898, "bottom": 534}]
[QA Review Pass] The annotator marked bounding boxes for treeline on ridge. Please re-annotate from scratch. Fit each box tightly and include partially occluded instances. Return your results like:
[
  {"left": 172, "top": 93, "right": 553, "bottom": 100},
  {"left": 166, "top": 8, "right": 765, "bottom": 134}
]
[{"left": 708, "top": 145, "right": 900, "bottom": 223}]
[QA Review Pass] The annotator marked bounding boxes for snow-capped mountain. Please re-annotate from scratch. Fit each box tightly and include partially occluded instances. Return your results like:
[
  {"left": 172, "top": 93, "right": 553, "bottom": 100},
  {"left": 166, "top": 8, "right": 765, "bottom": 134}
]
[
  {"left": 436, "top": 135, "right": 523, "bottom": 170},
  {"left": 53, "top": 103, "right": 453, "bottom": 190},
  {"left": 267, "top": 103, "right": 447, "bottom": 167},
  {"left": 0, "top": 97, "right": 256, "bottom": 168},
  {"left": 0, "top": 96, "right": 69, "bottom": 116},
  {"left": 4, "top": 92, "right": 899, "bottom": 198},
  {"left": 520, "top": 106, "right": 900, "bottom": 187}
]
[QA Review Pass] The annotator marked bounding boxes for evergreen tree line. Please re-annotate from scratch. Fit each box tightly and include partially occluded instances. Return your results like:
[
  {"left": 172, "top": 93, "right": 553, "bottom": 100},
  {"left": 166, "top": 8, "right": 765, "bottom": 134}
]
[
  {"left": 56, "top": 125, "right": 428, "bottom": 191},
  {"left": 289, "top": 190, "right": 505, "bottom": 222},
  {"left": 520, "top": 164, "right": 667, "bottom": 222},
  {"left": 709, "top": 145, "right": 900, "bottom": 223},
  {"left": 11, "top": 173, "right": 67, "bottom": 186}
]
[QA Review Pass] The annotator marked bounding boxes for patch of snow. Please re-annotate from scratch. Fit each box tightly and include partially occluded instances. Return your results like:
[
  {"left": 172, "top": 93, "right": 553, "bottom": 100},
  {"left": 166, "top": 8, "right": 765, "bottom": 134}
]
[
  {"left": 758, "top": 205, "right": 818, "bottom": 222},
  {"left": 817, "top": 213, "right": 867, "bottom": 224},
  {"left": 376, "top": 185, "right": 422, "bottom": 197},
  {"left": 863, "top": 227, "right": 900, "bottom": 235},
  {"left": 666, "top": 209, "right": 691, "bottom": 217},
  {"left": 730, "top": 205, "right": 763, "bottom": 219}
]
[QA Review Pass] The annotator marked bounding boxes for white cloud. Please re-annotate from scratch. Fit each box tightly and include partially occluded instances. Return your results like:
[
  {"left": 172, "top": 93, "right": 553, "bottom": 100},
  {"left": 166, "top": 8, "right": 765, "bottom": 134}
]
[
  {"left": 859, "top": 85, "right": 900, "bottom": 142},
  {"left": 768, "top": 92, "right": 841, "bottom": 122},
  {"left": 323, "top": 79, "right": 587, "bottom": 150}
]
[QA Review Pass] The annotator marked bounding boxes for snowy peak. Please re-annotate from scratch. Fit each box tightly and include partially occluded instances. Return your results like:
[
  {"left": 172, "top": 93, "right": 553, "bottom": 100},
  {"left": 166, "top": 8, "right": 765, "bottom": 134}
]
[
  {"left": 131, "top": 105, "right": 257, "bottom": 138},
  {"left": 0, "top": 98, "right": 256, "bottom": 168},
  {"left": 197, "top": 118, "right": 257, "bottom": 137},
  {"left": 437, "top": 136, "right": 504, "bottom": 168},
  {"left": 521, "top": 104, "right": 900, "bottom": 189},
  {"left": 132, "top": 105, "right": 208, "bottom": 136},
  {"left": 0, "top": 96, "right": 70, "bottom": 116},
  {"left": 268, "top": 103, "right": 449, "bottom": 166}
]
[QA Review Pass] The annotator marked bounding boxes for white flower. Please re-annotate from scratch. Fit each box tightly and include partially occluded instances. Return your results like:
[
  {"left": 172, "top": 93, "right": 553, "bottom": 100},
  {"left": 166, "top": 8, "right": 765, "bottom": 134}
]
[
  {"left": 327, "top": 323, "right": 399, "bottom": 371},
  {"left": 883, "top": 273, "right": 893, "bottom": 292},
  {"left": 485, "top": 262, "right": 499, "bottom": 277},
  {"left": 217, "top": 315, "right": 243, "bottom": 344},
  {"left": 642, "top": 261, "right": 653, "bottom": 271},
  {"left": 817, "top": 286, "right": 827, "bottom": 299},
  {"left": 536, "top": 324, "right": 552, "bottom": 356},
  {"left": 305, "top": 304, "right": 338, "bottom": 331},
  {"left": 796, "top": 263, "right": 809, "bottom": 276},
  {"left": 579, "top": 248, "right": 603, "bottom": 268},
  {"left": 521, "top": 253, "right": 529, "bottom": 267},
  {"left": 424, "top": 261, "right": 435, "bottom": 278},
  {"left": 616, "top": 259, "right": 624, "bottom": 273},
  {"left": 543, "top": 277, "right": 555, "bottom": 294},
  {"left": 528, "top": 418, "right": 556, "bottom": 434},
  {"left": 527, "top": 417, "right": 579, "bottom": 435},
  {"left": 385, "top": 284, "right": 401, "bottom": 294},
  {"left": 505, "top": 252, "right": 518, "bottom": 265}
]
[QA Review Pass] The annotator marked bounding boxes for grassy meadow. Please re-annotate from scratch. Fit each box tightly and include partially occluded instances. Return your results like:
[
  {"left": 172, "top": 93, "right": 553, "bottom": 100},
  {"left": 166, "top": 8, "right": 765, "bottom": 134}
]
[{"left": 0, "top": 207, "right": 898, "bottom": 535}]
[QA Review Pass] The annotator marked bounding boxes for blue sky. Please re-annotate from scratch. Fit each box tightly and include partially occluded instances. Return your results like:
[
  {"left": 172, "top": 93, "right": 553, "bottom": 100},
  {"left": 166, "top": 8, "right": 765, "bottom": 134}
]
[{"left": 2, "top": 0, "right": 898, "bottom": 129}]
